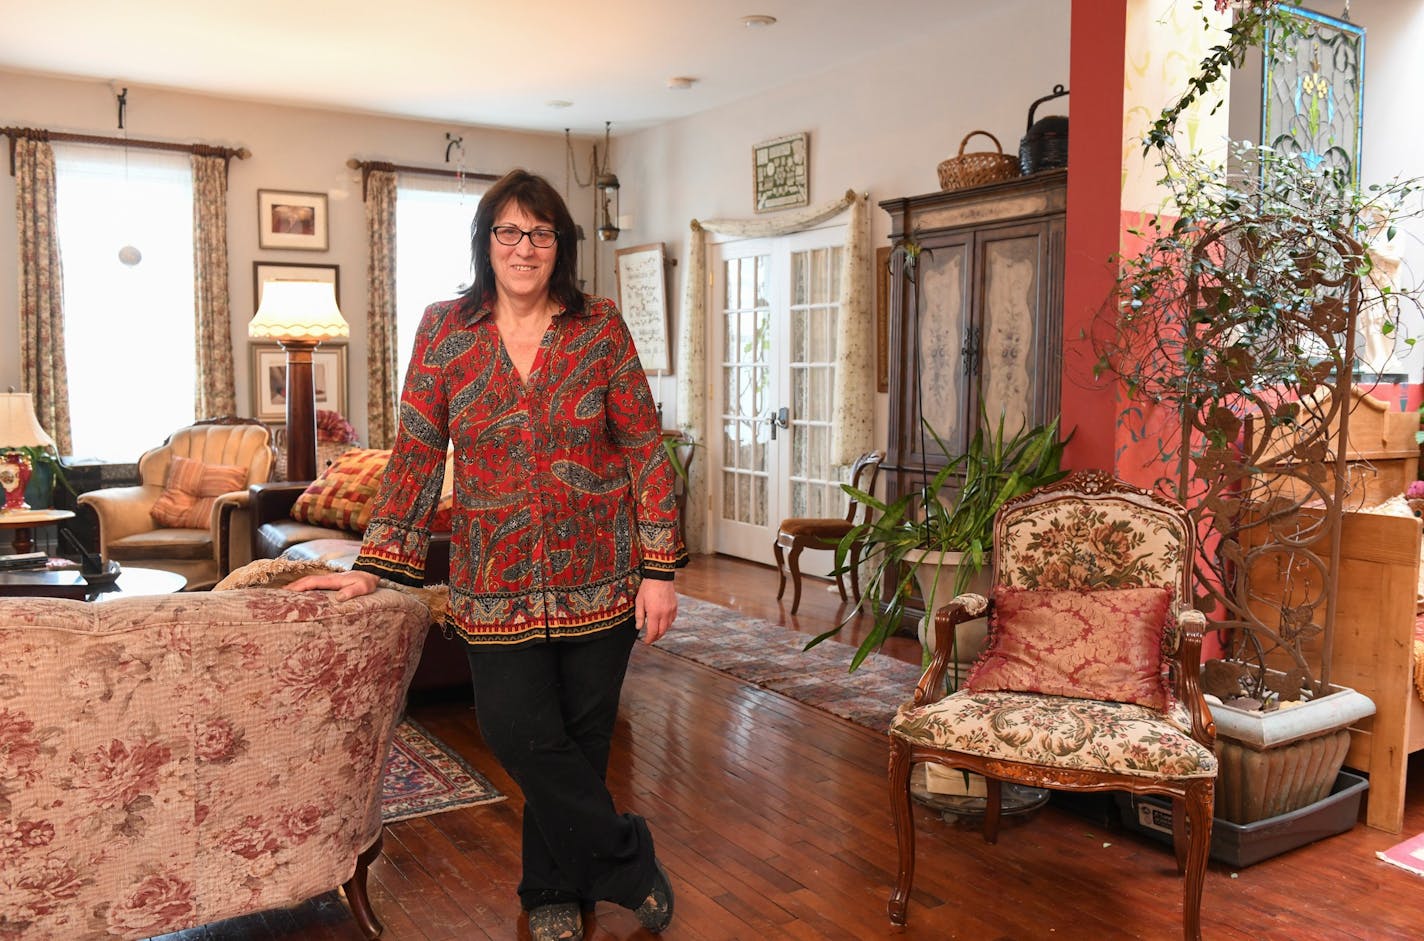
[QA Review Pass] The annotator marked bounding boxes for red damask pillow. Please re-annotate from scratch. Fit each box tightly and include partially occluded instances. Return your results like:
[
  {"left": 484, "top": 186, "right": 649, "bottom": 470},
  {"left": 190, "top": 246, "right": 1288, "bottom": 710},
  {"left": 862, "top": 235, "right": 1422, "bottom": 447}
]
[
  {"left": 965, "top": 585, "right": 1175, "bottom": 710},
  {"left": 151, "top": 455, "right": 249, "bottom": 529}
]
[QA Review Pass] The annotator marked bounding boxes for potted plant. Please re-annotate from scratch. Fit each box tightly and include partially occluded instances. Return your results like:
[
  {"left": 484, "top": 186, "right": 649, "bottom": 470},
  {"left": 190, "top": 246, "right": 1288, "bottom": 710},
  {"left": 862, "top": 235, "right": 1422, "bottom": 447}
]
[
  {"left": 810, "top": 405, "right": 1070, "bottom": 675},
  {"left": 1097, "top": 0, "right": 1424, "bottom": 857},
  {"left": 16, "top": 444, "right": 73, "bottom": 510}
]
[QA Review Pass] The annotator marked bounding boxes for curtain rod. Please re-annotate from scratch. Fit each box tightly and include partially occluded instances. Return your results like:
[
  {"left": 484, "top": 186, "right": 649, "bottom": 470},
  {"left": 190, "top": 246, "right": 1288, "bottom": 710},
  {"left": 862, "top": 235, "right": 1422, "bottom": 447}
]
[
  {"left": 347, "top": 158, "right": 500, "bottom": 199},
  {"left": 2, "top": 126, "right": 249, "bottom": 175}
]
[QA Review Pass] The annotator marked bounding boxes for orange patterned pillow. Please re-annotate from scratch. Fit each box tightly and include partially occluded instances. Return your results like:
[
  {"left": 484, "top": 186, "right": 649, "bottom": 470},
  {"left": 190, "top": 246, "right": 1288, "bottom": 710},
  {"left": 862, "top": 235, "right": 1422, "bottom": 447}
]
[
  {"left": 150, "top": 455, "right": 249, "bottom": 529},
  {"left": 965, "top": 585, "right": 1175, "bottom": 710},
  {"left": 290, "top": 448, "right": 391, "bottom": 533}
]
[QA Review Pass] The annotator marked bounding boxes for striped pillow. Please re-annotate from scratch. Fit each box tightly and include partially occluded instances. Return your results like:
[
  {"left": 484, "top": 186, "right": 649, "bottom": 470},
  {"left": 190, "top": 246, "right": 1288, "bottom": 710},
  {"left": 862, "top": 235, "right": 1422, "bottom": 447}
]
[{"left": 150, "top": 455, "right": 249, "bottom": 529}]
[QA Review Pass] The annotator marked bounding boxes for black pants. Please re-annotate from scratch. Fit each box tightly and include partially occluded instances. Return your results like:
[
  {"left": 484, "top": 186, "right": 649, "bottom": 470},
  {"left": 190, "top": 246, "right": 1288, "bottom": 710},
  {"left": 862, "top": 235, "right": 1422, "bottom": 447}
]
[{"left": 465, "top": 620, "right": 655, "bottom": 911}]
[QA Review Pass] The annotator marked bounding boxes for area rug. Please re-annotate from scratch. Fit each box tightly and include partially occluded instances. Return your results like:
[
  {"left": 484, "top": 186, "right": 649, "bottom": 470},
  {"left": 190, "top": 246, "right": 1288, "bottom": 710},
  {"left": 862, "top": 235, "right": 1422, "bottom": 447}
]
[
  {"left": 1378, "top": 832, "right": 1424, "bottom": 877},
  {"left": 657, "top": 595, "right": 922, "bottom": 733},
  {"left": 382, "top": 719, "right": 505, "bottom": 823}
]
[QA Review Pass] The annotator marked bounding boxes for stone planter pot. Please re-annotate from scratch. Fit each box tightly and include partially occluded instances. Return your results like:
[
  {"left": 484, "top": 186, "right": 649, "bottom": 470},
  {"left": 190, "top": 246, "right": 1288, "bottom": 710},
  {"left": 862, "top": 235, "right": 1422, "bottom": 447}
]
[
  {"left": 1209, "top": 678, "right": 1375, "bottom": 825},
  {"left": 902, "top": 547, "right": 993, "bottom": 690}
]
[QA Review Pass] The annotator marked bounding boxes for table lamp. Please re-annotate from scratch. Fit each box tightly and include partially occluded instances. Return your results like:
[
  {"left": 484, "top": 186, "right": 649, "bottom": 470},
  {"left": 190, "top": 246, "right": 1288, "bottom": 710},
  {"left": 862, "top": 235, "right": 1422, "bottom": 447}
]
[
  {"left": 248, "top": 280, "right": 349, "bottom": 482},
  {"left": 0, "top": 392, "right": 58, "bottom": 513}
]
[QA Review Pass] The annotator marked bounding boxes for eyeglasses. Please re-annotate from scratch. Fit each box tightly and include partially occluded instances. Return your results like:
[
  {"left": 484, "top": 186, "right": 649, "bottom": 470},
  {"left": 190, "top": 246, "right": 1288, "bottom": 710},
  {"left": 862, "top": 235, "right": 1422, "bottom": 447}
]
[{"left": 491, "top": 225, "right": 558, "bottom": 248}]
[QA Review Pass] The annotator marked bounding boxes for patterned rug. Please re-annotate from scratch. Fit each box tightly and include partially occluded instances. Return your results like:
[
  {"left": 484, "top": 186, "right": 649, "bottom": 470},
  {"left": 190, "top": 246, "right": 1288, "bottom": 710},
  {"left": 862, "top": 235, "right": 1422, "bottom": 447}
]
[
  {"left": 658, "top": 595, "right": 923, "bottom": 733},
  {"left": 382, "top": 719, "right": 505, "bottom": 823}
]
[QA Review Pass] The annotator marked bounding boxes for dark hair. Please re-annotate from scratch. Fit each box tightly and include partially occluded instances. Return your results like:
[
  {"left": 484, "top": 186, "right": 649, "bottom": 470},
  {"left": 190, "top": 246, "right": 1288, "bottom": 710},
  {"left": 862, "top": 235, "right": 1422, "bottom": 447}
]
[{"left": 463, "top": 169, "right": 584, "bottom": 314}]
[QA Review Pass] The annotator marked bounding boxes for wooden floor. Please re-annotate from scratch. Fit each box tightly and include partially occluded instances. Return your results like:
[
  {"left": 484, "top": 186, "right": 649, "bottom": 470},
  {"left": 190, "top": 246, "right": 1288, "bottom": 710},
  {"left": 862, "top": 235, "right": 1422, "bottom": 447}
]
[{"left": 167, "top": 554, "right": 1424, "bottom": 941}]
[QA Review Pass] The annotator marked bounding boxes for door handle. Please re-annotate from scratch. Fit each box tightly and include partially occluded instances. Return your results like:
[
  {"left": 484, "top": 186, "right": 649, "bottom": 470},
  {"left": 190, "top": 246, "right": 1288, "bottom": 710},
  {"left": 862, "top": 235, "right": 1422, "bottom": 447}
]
[{"left": 765, "top": 407, "right": 790, "bottom": 440}]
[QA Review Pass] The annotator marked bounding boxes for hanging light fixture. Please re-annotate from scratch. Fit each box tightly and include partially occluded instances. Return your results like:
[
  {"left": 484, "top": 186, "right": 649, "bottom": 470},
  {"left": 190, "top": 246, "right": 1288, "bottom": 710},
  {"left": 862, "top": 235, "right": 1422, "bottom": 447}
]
[
  {"left": 114, "top": 85, "right": 142, "bottom": 267},
  {"left": 595, "top": 120, "right": 621, "bottom": 242}
]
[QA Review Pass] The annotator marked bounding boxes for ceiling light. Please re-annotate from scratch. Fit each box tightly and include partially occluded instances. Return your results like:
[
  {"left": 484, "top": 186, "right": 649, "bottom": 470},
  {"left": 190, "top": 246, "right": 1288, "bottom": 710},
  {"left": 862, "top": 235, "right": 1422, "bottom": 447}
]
[
  {"left": 546, "top": 99, "right": 573, "bottom": 109},
  {"left": 666, "top": 76, "right": 698, "bottom": 90},
  {"left": 742, "top": 14, "right": 777, "bottom": 27}
]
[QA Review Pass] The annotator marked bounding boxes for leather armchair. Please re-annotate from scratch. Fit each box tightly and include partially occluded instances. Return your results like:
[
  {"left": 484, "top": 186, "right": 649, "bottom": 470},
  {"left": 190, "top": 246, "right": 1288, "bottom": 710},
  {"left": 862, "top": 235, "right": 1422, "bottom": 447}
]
[{"left": 77, "top": 418, "right": 276, "bottom": 590}]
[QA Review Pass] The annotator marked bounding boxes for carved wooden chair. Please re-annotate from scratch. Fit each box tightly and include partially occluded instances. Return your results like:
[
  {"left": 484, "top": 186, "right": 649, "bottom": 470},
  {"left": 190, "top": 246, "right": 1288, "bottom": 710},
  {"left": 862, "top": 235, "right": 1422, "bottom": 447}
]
[
  {"left": 773, "top": 450, "right": 884, "bottom": 614},
  {"left": 887, "top": 470, "right": 1218, "bottom": 941}
]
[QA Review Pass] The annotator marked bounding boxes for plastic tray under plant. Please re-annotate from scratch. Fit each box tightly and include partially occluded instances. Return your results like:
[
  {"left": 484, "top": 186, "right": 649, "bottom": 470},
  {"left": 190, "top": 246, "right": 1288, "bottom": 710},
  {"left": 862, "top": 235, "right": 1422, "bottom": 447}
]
[{"left": 1114, "top": 770, "right": 1368, "bottom": 868}]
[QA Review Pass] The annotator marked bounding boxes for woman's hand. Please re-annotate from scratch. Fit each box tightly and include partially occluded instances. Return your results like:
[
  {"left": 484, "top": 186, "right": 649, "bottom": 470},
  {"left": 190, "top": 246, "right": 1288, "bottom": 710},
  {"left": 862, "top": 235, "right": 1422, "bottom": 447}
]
[
  {"left": 636, "top": 578, "right": 678, "bottom": 645},
  {"left": 285, "top": 569, "right": 381, "bottom": 601}
]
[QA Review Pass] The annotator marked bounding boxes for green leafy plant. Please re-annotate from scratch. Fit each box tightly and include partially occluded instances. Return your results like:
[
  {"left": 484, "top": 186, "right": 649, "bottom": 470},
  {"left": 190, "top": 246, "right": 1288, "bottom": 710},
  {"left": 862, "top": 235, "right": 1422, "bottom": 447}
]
[
  {"left": 808, "top": 406, "right": 1070, "bottom": 671},
  {"left": 13, "top": 445, "right": 73, "bottom": 504}
]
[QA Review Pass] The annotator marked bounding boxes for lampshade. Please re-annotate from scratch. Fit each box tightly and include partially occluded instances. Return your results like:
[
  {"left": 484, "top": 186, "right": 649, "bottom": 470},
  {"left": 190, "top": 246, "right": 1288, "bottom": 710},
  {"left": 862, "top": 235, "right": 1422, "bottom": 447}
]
[
  {"left": 248, "top": 280, "right": 349, "bottom": 342},
  {"left": 0, "top": 392, "right": 57, "bottom": 450}
]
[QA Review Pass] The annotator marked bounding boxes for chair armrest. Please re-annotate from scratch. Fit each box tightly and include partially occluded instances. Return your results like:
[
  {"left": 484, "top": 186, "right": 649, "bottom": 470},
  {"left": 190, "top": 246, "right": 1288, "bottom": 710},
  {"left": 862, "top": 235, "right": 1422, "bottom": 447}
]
[
  {"left": 76, "top": 485, "right": 163, "bottom": 560},
  {"left": 249, "top": 481, "right": 310, "bottom": 524},
  {"left": 914, "top": 592, "right": 991, "bottom": 708},
  {"left": 1173, "top": 608, "right": 1217, "bottom": 747},
  {"left": 213, "top": 490, "right": 252, "bottom": 576}
]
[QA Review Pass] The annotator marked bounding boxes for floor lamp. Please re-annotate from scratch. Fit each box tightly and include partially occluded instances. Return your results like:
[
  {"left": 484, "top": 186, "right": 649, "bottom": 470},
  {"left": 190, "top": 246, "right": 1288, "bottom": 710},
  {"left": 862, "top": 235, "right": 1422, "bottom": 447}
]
[{"left": 248, "top": 280, "right": 349, "bottom": 482}]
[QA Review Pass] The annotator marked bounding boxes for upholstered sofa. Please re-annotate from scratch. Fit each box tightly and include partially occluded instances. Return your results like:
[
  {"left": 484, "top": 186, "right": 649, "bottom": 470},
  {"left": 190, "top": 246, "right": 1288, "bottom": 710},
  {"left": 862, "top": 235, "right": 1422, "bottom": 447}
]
[
  {"left": 0, "top": 576, "right": 432, "bottom": 940},
  {"left": 248, "top": 448, "right": 467, "bottom": 696}
]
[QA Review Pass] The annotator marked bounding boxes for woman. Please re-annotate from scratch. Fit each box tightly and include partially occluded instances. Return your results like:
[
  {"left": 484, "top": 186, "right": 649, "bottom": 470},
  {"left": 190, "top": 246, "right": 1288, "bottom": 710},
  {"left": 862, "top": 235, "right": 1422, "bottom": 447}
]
[{"left": 289, "top": 169, "right": 686, "bottom": 941}]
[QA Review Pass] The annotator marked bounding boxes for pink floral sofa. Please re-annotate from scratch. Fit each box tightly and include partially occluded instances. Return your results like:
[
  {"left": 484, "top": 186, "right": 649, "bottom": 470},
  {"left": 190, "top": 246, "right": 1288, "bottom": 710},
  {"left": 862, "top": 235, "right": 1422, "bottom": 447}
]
[{"left": 0, "top": 576, "right": 432, "bottom": 940}]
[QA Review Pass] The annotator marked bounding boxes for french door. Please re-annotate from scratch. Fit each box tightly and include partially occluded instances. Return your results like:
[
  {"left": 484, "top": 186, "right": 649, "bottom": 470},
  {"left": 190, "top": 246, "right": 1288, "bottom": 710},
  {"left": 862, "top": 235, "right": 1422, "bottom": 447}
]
[{"left": 709, "top": 227, "right": 847, "bottom": 563}]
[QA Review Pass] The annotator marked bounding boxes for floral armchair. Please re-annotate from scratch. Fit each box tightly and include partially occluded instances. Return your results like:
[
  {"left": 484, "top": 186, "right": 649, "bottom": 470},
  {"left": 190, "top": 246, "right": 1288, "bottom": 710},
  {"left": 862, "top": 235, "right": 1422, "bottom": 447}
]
[
  {"left": 887, "top": 470, "right": 1219, "bottom": 941},
  {"left": 0, "top": 572, "right": 431, "bottom": 939}
]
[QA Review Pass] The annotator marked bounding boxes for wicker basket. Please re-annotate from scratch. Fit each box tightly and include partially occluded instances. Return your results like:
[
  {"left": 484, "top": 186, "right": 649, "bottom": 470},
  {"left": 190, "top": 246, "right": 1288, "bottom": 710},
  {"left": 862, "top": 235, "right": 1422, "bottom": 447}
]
[{"left": 937, "top": 130, "right": 1021, "bottom": 191}]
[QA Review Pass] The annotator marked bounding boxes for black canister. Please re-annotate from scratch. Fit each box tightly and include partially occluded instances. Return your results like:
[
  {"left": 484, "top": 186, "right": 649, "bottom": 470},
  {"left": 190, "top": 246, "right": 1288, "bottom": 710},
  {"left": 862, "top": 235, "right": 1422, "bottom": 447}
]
[{"left": 1019, "top": 84, "right": 1069, "bottom": 175}]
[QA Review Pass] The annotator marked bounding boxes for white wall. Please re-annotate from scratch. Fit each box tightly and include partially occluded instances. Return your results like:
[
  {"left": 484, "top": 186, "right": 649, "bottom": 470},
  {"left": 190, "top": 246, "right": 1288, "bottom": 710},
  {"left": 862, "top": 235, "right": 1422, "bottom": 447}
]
[
  {"left": 613, "top": 0, "right": 1072, "bottom": 432},
  {"left": 0, "top": 69, "right": 591, "bottom": 445}
]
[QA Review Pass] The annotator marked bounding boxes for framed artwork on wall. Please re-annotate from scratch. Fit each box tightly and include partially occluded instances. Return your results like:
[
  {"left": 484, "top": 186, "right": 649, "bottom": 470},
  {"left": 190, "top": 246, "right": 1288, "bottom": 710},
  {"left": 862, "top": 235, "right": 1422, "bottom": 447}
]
[
  {"left": 753, "top": 132, "right": 809, "bottom": 213},
  {"left": 614, "top": 242, "right": 671, "bottom": 374},
  {"left": 250, "top": 343, "right": 347, "bottom": 423},
  {"left": 253, "top": 262, "right": 339, "bottom": 312},
  {"left": 257, "top": 189, "right": 329, "bottom": 251}
]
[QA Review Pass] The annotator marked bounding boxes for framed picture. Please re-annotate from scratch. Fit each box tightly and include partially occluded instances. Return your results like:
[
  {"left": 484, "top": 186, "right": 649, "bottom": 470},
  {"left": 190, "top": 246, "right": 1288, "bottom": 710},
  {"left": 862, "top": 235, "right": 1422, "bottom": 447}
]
[
  {"left": 249, "top": 342, "right": 348, "bottom": 423},
  {"left": 753, "top": 132, "right": 809, "bottom": 213},
  {"left": 253, "top": 262, "right": 339, "bottom": 312},
  {"left": 257, "top": 189, "right": 329, "bottom": 251},
  {"left": 615, "top": 242, "right": 671, "bottom": 374},
  {"left": 875, "top": 246, "right": 890, "bottom": 393}
]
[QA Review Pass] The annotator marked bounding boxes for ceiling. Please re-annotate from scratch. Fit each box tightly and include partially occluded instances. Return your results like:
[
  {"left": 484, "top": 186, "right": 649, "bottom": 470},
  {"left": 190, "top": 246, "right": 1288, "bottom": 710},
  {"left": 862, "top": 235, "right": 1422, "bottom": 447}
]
[{"left": 0, "top": 0, "right": 977, "bottom": 136}]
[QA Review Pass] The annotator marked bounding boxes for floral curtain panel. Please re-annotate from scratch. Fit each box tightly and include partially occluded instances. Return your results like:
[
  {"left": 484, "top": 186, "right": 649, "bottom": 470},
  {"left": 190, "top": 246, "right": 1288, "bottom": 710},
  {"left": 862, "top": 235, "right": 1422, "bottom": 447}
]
[
  {"left": 364, "top": 169, "right": 399, "bottom": 448},
  {"left": 14, "top": 134, "right": 72, "bottom": 453},
  {"left": 676, "top": 189, "right": 872, "bottom": 553},
  {"left": 192, "top": 152, "right": 236, "bottom": 418}
]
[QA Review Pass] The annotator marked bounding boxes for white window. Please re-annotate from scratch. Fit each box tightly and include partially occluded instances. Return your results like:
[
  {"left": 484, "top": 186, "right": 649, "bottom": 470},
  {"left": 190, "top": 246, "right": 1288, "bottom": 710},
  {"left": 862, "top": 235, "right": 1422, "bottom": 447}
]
[
  {"left": 53, "top": 143, "right": 195, "bottom": 461},
  {"left": 395, "top": 176, "right": 486, "bottom": 388}
]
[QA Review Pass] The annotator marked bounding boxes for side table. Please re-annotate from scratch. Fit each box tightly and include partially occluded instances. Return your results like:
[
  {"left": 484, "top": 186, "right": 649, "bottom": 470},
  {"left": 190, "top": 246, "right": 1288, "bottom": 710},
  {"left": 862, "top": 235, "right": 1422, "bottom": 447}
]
[
  {"left": 0, "top": 565, "right": 187, "bottom": 602},
  {"left": 0, "top": 508, "right": 75, "bottom": 553}
]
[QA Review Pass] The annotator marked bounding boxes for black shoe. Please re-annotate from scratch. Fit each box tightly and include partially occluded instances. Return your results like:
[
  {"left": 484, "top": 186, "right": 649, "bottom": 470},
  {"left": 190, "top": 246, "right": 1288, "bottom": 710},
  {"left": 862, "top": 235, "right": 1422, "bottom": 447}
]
[
  {"left": 528, "top": 901, "right": 583, "bottom": 941},
  {"left": 633, "top": 859, "right": 675, "bottom": 933}
]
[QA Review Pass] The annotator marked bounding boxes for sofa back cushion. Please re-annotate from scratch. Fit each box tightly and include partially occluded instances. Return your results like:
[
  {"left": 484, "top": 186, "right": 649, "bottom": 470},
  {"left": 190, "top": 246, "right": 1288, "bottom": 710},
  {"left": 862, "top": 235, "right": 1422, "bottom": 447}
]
[{"left": 150, "top": 454, "right": 249, "bottom": 529}]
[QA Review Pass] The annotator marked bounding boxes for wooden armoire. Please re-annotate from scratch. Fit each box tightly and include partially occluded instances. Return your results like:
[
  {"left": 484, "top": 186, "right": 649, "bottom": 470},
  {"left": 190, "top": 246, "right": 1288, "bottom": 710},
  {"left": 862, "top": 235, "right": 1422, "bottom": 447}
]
[{"left": 879, "top": 169, "right": 1067, "bottom": 614}]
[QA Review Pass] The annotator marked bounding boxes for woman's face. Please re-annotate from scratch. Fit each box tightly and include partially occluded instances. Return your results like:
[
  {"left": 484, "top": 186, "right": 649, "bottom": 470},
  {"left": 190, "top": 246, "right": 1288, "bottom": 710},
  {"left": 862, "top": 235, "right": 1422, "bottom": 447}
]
[{"left": 489, "top": 200, "right": 557, "bottom": 306}]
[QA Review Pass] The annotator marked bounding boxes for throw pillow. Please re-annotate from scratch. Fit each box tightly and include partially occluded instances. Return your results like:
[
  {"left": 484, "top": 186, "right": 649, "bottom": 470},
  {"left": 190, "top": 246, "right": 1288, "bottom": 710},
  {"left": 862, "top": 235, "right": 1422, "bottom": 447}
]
[
  {"left": 290, "top": 448, "right": 392, "bottom": 533},
  {"left": 965, "top": 585, "right": 1175, "bottom": 710},
  {"left": 150, "top": 455, "right": 249, "bottom": 529}
]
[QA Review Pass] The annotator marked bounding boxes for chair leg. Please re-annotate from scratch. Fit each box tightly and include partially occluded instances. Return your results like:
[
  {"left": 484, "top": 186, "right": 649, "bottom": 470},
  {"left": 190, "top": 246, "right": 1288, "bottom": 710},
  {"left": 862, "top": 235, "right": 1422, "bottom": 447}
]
[
  {"left": 981, "top": 776, "right": 1002, "bottom": 845},
  {"left": 1180, "top": 781, "right": 1213, "bottom": 941},
  {"left": 1171, "top": 796, "right": 1188, "bottom": 874},
  {"left": 847, "top": 542, "right": 863, "bottom": 603},
  {"left": 774, "top": 541, "right": 788, "bottom": 601},
  {"left": 887, "top": 738, "right": 916, "bottom": 926},
  {"left": 343, "top": 834, "right": 384, "bottom": 939},
  {"left": 832, "top": 566, "right": 849, "bottom": 604},
  {"left": 787, "top": 543, "right": 806, "bottom": 615}
]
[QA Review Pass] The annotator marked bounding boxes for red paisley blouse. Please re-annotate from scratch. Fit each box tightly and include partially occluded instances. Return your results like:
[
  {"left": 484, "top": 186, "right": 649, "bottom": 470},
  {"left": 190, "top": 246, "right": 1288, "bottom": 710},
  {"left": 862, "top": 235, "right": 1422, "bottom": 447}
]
[{"left": 352, "top": 293, "right": 687, "bottom": 646}]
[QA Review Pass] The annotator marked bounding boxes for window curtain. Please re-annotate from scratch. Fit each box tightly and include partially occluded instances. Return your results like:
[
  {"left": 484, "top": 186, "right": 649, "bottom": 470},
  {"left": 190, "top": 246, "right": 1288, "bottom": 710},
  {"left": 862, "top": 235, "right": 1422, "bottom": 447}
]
[
  {"left": 191, "top": 152, "right": 236, "bottom": 418},
  {"left": 14, "top": 134, "right": 72, "bottom": 453},
  {"left": 364, "top": 168, "right": 399, "bottom": 447},
  {"left": 675, "top": 190, "right": 872, "bottom": 553}
]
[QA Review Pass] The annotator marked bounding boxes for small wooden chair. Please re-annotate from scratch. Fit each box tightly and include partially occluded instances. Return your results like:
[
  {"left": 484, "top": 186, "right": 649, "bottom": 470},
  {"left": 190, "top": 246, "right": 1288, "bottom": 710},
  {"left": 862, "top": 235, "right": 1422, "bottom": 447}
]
[{"left": 773, "top": 450, "right": 884, "bottom": 614}]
